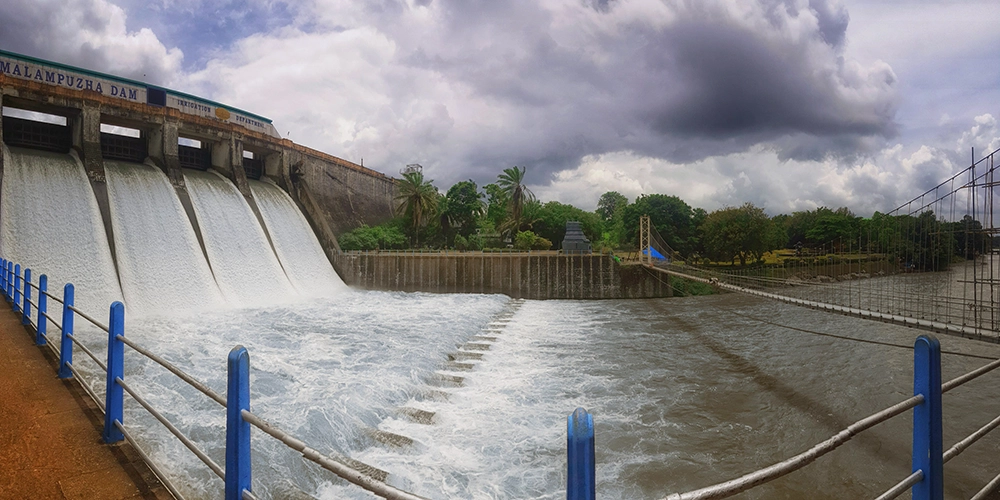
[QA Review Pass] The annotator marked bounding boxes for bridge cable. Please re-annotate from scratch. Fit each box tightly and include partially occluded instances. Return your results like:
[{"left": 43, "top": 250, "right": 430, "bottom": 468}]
[
  {"left": 643, "top": 267, "right": 999, "bottom": 361},
  {"left": 724, "top": 309, "right": 998, "bottom": 361}
]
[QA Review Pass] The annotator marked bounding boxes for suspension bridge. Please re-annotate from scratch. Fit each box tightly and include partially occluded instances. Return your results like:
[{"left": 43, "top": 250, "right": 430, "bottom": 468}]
[{"left": 640, "top": 147, "right": 1000, "bottom": 344}]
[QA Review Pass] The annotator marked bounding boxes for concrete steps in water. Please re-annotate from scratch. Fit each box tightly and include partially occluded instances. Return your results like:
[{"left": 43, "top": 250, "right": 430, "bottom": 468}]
[{"left": 360, "top": 297, "right": 527, "bottom": 475}]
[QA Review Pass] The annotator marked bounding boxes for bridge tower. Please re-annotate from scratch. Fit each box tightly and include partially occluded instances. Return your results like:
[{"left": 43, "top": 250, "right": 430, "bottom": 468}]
[{"left": 639, "top": 215, "right": 650, "bottom": 265}]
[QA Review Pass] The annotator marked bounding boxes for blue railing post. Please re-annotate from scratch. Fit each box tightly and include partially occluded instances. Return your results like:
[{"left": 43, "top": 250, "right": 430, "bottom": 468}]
[
  {"left": 103, "top": 301, "right": 125, "bottom": 443},
  {"left": 7, "top": 260, "right": 13, "bottom": 300},
  {"left": 22, "top": 268, "right": 31, "bottom": 326},
  {"left": 13, "top": 264, "right": 21, "bottom": 314},
  {"left": 1, "top": 259, "right": 6, "bottom": 299},
  {"left": 58, "top": 284, "right": 74, "bottom": 379},
  {"left": 226, "top": 345, "right": 252, "bottom": 500},
  {"left": 37, "top": 275, "right": 47, "bottom": 345},
  {"left": 912, "top": 335, "right": 943, "bottom": 500},
  {"left": 567, "top": 407, "right": 596, "bottom": 500}
]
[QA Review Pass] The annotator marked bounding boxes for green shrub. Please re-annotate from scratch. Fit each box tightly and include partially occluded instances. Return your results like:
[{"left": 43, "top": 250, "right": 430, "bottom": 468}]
[
  {"left": 512, "top": 231, "right": 552, "bottom": 250},
  {"left": 514, "top": 231, "right": 536, "bottom": 250},
  {"left": 532, "top": 236, "right": 552, "bottom": 250},
  {"left": 338, "top": 223, "right": 407, "bottom": 251}
]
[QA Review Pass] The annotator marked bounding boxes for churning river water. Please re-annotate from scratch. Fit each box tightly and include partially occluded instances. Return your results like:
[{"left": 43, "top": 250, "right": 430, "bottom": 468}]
[{"left": 94, "top": 291, "right": 1000, "bottom": 499}]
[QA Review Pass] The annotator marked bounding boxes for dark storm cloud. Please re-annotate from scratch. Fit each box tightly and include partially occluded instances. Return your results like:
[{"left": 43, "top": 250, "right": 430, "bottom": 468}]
[
  {"left": 809, "top": 0, "right": 849, "bottom": 47},
  {"left": 367, "top": 0, "right": 898, "bottom": 186},
  {"left": 646, "top": 19, "right": 892, "bottom": 140}
]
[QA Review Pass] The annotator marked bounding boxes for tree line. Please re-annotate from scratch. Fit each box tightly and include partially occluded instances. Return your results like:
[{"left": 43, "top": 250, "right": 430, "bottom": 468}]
[{"left": 338, "top": 167, "right": 989, "bottom": 269}]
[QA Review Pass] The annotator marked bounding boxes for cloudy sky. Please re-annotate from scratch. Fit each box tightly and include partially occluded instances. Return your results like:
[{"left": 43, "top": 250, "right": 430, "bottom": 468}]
[{"left": 2, "top": 0, "right": 998, "bottom": 215}]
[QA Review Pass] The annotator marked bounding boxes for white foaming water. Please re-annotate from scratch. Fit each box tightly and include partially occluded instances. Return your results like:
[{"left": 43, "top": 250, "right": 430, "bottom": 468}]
[
  {"left": 105, "top": 161, "right": 226, "bottom": 316},
  {"left": 0, "top": 146, "right": 122, "bottom": 312},
  {"left": 121, "top": 292, "right": 511, "bottom": 500},
  {"left": 184, "top": 170, "right": 295, "bottom": 308},
  {"left": 249, "top": 180, "right": 346, "bottom": 297}
]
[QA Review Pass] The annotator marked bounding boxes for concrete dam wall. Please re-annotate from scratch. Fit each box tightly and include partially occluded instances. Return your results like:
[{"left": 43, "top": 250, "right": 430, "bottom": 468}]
[
  {"left": 0, "top": 50, "right": 397, "bottom": 264},
  {"left": 331, "top": 253, "right": 673, "bottom": 299}
]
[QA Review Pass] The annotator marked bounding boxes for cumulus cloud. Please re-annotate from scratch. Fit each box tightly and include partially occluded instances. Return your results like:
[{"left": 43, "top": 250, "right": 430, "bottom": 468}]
[
  {"left": 181, "top": 0, "right": 898, "bottom": 186},
  {"left": 0, "top": 0, "right": 183, "bottom": 85},
  {"left": 533, "top": 114, "right": 1000, "bottom": 217}
]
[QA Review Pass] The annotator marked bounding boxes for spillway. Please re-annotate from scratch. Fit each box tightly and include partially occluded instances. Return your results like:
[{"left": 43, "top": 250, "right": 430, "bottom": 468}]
[
  {"left": 104, "top": 161, "right": 226, "bottom": 316},
  {"left": 183, "top": 170, "right": 296, "bottom": 308},
  {"left": 0, "top": 146, "right": 122, "bottom": 312},
  {"left": 249, "top": 179, "right": 347, "bottom": 297}
]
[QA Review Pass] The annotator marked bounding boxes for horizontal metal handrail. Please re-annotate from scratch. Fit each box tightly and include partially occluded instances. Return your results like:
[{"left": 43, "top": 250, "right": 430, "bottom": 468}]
[
  {"left": 115, "top": 421, "right": 186, "bottom": 500},
  {"left": 943, "top": 413, "right": 1000, "bottom": 463},
  {"left": 972, "top": 471, "right": 1000, "bottom": 500},
  {"left": 40, "top": 310, "right": 61, "bottom": 332},
  {"left": 68, "top": 304, "right": 109, "bottom": 333},
  {"left": 42, "top": 288, "right": 63, "bottom": 304},
  {"left": 117, "top": 377, "right": 225, "bottom": 479},
  {"left": 116, "top": 335, "right": 226, "bottom": 407},
  {"left": 64, "top": 362, "right": 105, "bottom": 412},
  {"left": 874, "top": 470, "right": 923, "bottom": 500},
  {"left": 663, "top": 395, "right": 924, "bottom": 500},
  {"left": 942, "top": 357, "right": 1000, "bottom": 392},
  {"left": 664, "top": 345, "right": 1000, "bottom": 500},
  {"left": 42, "top": 337, "right": 60, "bottom": 358},
  {"left": 240, "top": 409, "right": 429, "bottom": 500},
  {"left": 242, "top": 490, "right": 259, "bottom": 500},
  {"left": 70, "top": 334, "right": 107, "bottom": 372}
]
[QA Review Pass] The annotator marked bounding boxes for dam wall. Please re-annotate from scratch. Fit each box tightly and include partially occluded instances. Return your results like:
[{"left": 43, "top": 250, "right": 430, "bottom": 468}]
[
  {"left": 331, "top": 252, "right": 673, "bottom": 299},
  {"left": 0, "top": 50, "right": 396, "bottom": 259}
]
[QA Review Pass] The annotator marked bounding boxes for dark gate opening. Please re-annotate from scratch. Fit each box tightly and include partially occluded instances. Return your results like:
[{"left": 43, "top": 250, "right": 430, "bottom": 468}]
[
  {"left": 179, "top": 144, "right": 212, "bottom": 170},
  {"left": 242, "top": 156, "right": 264, "bottom": 180},
  {"left": 100, "top": 132, "right": 147, "bottom": 162},
  {"left": 2, "top": 116, "right": 72, "bottom": 153}
]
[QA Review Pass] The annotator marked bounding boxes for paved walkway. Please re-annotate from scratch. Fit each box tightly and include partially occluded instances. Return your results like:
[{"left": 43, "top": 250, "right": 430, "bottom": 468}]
[{"left": 0, "top": 302, "right": 169, "bottom": 499}]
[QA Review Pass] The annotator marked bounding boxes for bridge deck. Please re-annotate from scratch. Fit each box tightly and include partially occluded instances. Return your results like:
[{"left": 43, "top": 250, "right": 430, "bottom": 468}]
[{"left": 0, "top": 305, "right": 168, "bottom": 499}]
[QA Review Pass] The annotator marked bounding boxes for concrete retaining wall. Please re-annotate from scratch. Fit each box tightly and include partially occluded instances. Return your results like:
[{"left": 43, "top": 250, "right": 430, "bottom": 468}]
[{"left": 331, "top": 253, "right": 672, "bottom": 299}]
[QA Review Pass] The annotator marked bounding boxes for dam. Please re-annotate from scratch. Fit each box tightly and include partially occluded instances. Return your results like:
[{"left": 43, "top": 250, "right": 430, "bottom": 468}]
[{"left": 3, "top": 49, "right": 1000, "bottom": 500}]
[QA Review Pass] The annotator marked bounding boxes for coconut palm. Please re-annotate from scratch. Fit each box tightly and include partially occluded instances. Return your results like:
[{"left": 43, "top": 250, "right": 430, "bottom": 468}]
[
  {"left": 395, "top": 171, "right": 439, "bottom": 246},
  {"left": 496, "top": 166, "right": 535, "bottom": 233}
]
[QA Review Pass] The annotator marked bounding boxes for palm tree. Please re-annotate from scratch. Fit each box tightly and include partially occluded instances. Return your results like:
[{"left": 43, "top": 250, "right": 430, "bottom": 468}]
[
  {"left": 497, "top": 166, "right": 535, "bottom": 233},
  {"left": 395, "top": 171, "right": 439, "bottom": 246}
]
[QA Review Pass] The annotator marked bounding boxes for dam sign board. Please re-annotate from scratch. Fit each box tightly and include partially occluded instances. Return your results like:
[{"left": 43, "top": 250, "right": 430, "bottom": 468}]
[{"left": 0, "top": 50, "right": 280, "bottom": 138}]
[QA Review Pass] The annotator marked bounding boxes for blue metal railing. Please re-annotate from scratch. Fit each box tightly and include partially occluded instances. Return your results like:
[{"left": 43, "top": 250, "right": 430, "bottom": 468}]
[
  {"left": 0, "top": 257, "right": 429, "bottom": 500},
  {"left": 10, "top": 255, "right": 987, "bottom": 499},
  {"left": 564, "top": 338, "right": 1000, "bottom": 500}
]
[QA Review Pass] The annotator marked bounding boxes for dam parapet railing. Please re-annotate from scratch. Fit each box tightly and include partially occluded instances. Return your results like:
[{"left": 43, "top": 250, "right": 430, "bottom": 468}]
[
  {"left": 331, "top": 249, "right": 673, "bottom": 299},
  {"left": 0, "top": 257, "right": 437, "bottom": 500}
]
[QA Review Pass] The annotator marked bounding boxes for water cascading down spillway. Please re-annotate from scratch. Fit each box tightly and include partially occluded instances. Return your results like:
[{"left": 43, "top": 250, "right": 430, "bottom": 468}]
[
  {"left": 0, "top": 146, "right": 123, "bottom": 312},
  {"left": 249, "top": 179, "right": 346, "bottom": 297},
  {"left": 104, "top": 160, "right": 226, "bottom": 316},
  {"left": 183, "top": 169, "right": 298, "bottom": 309}
]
